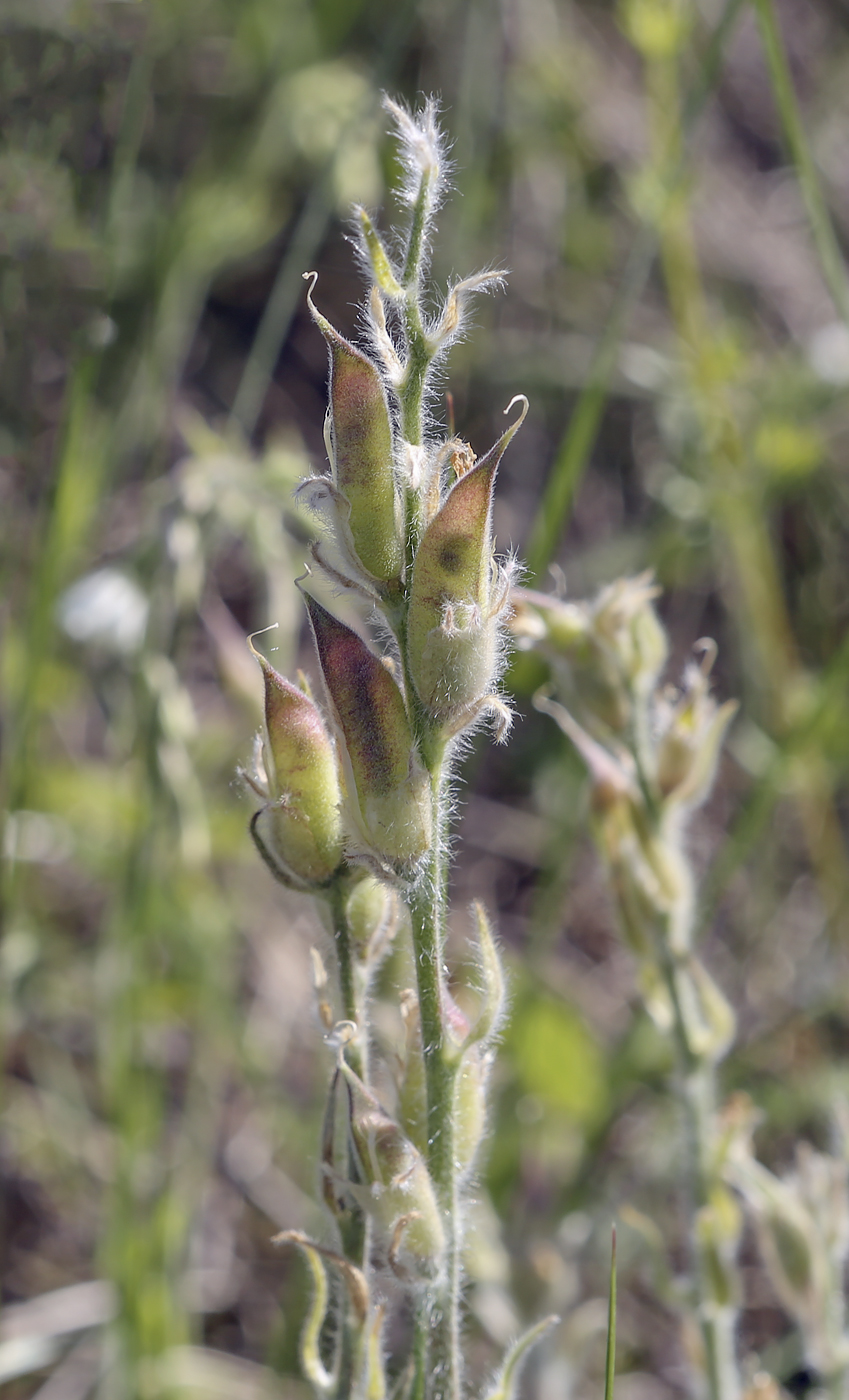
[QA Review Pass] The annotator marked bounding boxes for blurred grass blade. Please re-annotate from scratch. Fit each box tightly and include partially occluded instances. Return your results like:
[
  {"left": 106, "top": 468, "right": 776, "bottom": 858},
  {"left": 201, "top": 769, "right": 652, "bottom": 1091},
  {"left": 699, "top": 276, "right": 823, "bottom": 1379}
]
[
  {"left": 524, "top": 0, "right": 748, "bottom": 578},
  {"left": 524, "top": 243, "right": 653, "bottom": 578},
  {"left": 754, "top": 0, "right": 849, "bottom": 328},
  {"left": 230, "top": 179, "right": 334, "bottom": 437},
  {"left": 605, "top": 1225, "right": 617, "bottom": 1400},
  {"left": 230, "top": 0, "right": 419, "bottom": 439}
]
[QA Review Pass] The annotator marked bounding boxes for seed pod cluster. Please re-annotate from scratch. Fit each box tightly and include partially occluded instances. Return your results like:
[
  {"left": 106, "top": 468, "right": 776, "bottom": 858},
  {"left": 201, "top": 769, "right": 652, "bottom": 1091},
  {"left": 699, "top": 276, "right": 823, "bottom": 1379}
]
[{"left": 242, "top": 98, "right": 533, "bottom": 1400}]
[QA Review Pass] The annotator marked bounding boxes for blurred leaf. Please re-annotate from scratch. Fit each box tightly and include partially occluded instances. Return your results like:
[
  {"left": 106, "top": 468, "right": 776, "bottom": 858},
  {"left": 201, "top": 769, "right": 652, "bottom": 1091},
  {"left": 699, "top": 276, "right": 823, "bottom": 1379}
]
[{"left": 507, "top": 993, "right": 608, "bottom": 1128}]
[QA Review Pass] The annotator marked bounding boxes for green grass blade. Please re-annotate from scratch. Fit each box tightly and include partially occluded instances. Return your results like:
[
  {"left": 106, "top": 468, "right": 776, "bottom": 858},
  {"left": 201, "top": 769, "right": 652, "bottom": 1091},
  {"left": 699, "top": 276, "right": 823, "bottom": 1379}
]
[
  {"left": 524, "top": 0, "right": 748, "bottom": 579},
  {"left": 604, "top": 1225, "right": 617, "bottom": 1400}
]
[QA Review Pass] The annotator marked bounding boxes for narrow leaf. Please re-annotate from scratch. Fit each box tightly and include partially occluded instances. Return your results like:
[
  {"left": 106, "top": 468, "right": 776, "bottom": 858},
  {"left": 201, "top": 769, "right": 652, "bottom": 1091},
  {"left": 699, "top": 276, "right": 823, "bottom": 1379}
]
[
  {"left": 604, "top": 1225, "right": 617, "bottom": 1400},
  {"left": 273, "top": 1231, "right": 334, "bottom": 1395}
]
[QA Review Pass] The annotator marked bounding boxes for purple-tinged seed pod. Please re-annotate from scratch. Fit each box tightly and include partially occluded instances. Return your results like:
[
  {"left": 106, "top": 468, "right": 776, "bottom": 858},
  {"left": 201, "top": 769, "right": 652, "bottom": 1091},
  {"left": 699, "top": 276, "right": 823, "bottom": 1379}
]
[
  {"left": 406, "top": 400, "right": 526, "bottom": 729},
  {"left": 305, "top": 277, "right": 403, "bottom": 588},
  {"left": 252, "top": 653, "right": 344, "bottom": 888},
  {"left": 305, "top": 595, "right": 431, "bottom": 876}
]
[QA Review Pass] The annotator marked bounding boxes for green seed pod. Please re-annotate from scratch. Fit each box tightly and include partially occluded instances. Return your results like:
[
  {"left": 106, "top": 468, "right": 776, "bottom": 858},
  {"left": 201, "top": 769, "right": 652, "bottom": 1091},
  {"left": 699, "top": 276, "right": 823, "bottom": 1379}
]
[
  {"left": 253, "top": 653, "right": 344, "bottom": 887},
  {"left": 406, "top": 400, "right": 526, "bottom": 727},
  {"left": 305, "top": 595, "right": 432, "bottom": 875},
  {"left": 306, "top": 277, "right": 403, "bottom": 587},
  {"left": 341, "top": 1062, "right": 445, "bottom": 1275},
  {"left": 453, "top": 1045, "right": 489, "bottom": 1175}
]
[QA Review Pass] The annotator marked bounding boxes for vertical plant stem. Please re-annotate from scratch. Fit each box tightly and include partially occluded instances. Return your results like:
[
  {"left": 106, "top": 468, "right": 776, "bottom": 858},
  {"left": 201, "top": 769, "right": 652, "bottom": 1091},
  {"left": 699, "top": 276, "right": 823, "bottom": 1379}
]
[
  {"left": 657, "top": 947, "right": 739, "bottom": 1400},
  {"left": 642, "top": 25, "right": 849, "bottom": 934},
  {"left": 524, "top": 0, "right": 748, "bottom": 579},
  {"left": 632, "top": 783, "right": 739, "bottom": 1400},
  {"left": 409, "top": 763, "right": 462, "bottom": 1400},
  {"left": 328, "top": 881, "right": 366, "bottom": 1083},
  {"left": 326, "top": 883, "right": 370, "bottom": 1316}
]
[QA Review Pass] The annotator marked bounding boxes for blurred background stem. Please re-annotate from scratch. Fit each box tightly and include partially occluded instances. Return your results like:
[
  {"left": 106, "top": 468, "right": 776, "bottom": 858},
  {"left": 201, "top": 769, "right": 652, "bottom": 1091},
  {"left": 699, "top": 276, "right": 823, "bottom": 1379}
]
[{"left": 639, "top": 10, "right": 849, "bottom": 936}]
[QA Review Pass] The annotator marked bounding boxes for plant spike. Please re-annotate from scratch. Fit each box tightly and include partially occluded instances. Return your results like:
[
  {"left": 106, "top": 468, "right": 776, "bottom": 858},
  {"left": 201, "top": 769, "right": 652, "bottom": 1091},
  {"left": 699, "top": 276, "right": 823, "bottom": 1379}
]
[
  {"left": 605, "top": 1226, "right": 617, "bottom": 1400},
  {"left": 244, "top": 99, "right": 538, "bottom": 1400}
]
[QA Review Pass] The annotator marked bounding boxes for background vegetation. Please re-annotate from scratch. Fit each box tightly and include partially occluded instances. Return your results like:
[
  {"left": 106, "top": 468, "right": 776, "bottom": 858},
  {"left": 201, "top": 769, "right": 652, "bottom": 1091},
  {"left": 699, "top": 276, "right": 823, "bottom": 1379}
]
[{"left": 3, "top": 1, "right": 849, "bottom": 1397}]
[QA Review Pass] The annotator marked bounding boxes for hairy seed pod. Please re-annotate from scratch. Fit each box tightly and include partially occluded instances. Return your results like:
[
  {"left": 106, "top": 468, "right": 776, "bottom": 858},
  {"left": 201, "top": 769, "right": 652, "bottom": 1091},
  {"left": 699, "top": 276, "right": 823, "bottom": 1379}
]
[
  {"left": 306, "top": 595, "right": 432, "bottom": 874},
  {"left": 406, "top": 401, "right": 525, "bottom": 727},
  {"left": 306, "top": 279, "right": 403, "bottom": 587},
  {"left": 255, "top": 654, "right": 344, "bottom": 886}
]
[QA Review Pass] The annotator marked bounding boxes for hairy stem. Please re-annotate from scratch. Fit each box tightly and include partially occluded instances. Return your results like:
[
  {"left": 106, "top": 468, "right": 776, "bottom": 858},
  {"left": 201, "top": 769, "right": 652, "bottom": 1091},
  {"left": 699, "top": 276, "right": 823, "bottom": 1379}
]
[
  {"left": 643, "top": 33, "right": 849, "bottom": 935},
  {"left": 328, "top": 881, "right": 366, "bottom": 1083},
  {"left": 409, "top": 765, "right": 462, "bottom": 1400},
  {"left": 657, "top": 946, "right": 739, "bottom": 1400}
]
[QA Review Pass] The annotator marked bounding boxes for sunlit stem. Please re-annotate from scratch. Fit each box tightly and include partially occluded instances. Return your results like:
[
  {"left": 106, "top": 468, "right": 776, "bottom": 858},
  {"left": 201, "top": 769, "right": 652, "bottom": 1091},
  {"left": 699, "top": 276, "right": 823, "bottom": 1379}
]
[{"left": 409, "top": 759, "right": 462, "bottom": 1400}]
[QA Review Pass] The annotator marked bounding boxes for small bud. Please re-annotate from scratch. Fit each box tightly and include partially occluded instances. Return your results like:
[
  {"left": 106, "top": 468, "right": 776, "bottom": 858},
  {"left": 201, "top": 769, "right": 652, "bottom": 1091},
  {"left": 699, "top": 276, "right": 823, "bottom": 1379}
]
[
  {"left": 305, "top": 275, "right": 403, "bottom": 588},
  {"left": 656, "top": 645, "right": 737, "bottom": 809},
  {"left": 465, "top": 901, "right": 506, "bottom": 1047},
  {"left": 341, "top": 1061, "right": 445, "bottom": 1275},
  {"left": 248, "top": 648, "right": 344, "bottom": 887},
  {"left": 591, "top": 573, "right": 668, "bottom": 700},
  {"left": 453, "top": 1045, "right": 490, "bottom": 1175},
  {"left": 674, "top": 956, "right": 736, "bottom": 1065},
  {"left": 694, "top": 1191, "right": 743, "bottom": 1310},
  {"left": 406, "top": 399, "right": 526, "bottom": 729},
  {"left": 356, "top": 208, "right": 403, "bottom": 299},
  {"left": 426, "top": 269, "right": 507, "bottom": 355},
  {"left": 306, "top": 595, "right": 432, "bottom": 875},
  {"left": 345, "top": 872, "right": 400, "bottom": 966}
]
